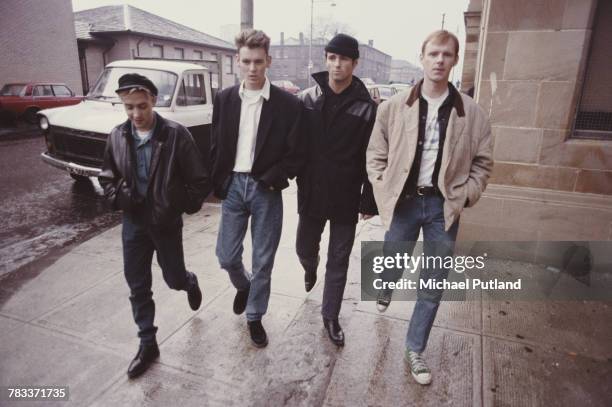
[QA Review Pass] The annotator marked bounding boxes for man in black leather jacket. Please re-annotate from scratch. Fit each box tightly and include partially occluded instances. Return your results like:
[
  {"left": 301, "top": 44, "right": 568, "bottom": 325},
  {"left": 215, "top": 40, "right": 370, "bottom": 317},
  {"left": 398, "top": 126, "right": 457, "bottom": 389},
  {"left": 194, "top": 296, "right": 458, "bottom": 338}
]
[
  {"left": 98, "top": 73, "right": 211, "bottom": 379},
  {"left": 296, "top": 34, "right": 377, "bottom": 347}
]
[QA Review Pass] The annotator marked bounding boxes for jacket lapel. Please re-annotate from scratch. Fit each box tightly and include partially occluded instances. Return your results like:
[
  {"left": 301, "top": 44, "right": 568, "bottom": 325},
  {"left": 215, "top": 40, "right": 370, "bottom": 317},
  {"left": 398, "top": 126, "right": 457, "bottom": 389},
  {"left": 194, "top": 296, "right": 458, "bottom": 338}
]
[
  {"left": 228, "top": 87, "right": 242, "bottom": 149},
  {"left": 402, "top": 100, "right": 420, "bottom": 163},
  {"left": 254, "top": 95, "right": 273, "bottom": 162},
  {"left": 439, "top": 109, "right": 466, "bottom": 188},
  {"left": 147, "top": 116, "right": 167, "bottom": 190}
]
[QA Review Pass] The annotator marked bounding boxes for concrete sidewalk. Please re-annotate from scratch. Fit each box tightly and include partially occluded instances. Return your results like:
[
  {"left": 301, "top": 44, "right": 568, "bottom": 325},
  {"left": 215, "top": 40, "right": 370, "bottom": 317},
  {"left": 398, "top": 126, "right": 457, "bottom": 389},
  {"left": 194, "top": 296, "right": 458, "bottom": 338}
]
[{"left": 1, "top": 184, "right": 611, "bottom": 406}]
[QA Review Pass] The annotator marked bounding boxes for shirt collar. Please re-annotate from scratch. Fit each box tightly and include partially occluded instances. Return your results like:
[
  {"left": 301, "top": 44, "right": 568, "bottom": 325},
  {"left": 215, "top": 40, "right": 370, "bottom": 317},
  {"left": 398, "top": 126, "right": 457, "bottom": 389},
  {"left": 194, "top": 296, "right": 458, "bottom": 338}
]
[{"left": 239, "top": 76, "right": 270, "bottom": 101}]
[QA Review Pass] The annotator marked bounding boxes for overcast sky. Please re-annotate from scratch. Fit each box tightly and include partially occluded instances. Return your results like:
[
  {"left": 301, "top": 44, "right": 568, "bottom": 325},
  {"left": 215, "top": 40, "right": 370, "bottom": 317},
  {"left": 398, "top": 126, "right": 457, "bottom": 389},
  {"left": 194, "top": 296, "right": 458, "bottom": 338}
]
[{"left": 73, "top": 0, "right": 469, "bottom": 77}]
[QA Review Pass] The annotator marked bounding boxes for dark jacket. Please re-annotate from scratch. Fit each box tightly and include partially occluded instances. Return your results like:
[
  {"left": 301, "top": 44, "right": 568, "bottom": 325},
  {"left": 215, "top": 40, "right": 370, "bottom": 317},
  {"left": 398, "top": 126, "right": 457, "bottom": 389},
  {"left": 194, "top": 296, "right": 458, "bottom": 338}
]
[
  {"left": 99, "top": 113, "right": 211, "bottom": 227},
  {"left": 210, "top": 83, "right": 305, "bottom": 199},
  {"left": 297, "top": 71, "right": 378, "bottom": 224}
]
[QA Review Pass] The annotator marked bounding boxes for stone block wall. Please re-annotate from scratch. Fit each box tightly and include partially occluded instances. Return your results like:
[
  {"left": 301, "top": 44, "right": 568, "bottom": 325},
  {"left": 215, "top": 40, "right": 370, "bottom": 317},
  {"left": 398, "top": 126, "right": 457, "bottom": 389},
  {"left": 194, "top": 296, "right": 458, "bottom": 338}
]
[{"left": 475, "top": 0, "right": 611, "bottom": 196}]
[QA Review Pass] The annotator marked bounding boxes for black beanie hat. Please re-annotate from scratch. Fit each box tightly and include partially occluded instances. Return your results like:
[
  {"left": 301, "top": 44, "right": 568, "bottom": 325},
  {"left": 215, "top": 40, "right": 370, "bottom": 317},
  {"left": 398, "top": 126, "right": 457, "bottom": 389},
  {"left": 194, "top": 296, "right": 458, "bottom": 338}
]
[
  {"left": 115, "top": 73, "right": 158, "bottom": 96},
  {"left": 325, "top": 33, "right": 359, "bottom": 60}
]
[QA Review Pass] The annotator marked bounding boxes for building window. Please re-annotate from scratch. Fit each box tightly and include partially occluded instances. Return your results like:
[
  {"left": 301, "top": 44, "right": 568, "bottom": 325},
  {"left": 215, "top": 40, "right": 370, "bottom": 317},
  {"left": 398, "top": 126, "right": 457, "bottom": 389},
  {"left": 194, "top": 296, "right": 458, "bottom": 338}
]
[
  {"left": 175, "top": 47, "right": 185, "bottom": 59},
  {"left": 224, "top": 55, "right": 234, "bottom": 74},
  {"left": 152, "top": 44, "right": 163, "bottom": 58},
  {"left": 194, "top": 50, "right": 203, "bottom": 60},
  {"left": 573, "top": 0, "right": 612, "bottom": 140}
]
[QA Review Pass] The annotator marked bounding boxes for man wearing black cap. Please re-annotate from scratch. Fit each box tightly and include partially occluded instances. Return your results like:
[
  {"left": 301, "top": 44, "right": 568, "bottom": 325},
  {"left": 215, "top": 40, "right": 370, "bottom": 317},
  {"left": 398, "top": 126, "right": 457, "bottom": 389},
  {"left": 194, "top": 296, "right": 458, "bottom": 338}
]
[
  {"left": 99, "top": 73, "right": 211, "bottom": 379},
  {"left": 296, "top": 33, "right": 377, "bottom": 346}
]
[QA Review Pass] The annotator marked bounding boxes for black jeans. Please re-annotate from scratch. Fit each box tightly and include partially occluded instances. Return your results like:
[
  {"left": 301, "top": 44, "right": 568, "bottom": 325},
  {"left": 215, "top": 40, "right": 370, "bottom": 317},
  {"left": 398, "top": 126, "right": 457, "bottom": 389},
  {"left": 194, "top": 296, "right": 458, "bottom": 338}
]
[
  {"left": 122, "top": 213, "right": 196, "bottom": 345},
  {"left": 296, "top": 214, "right": 356, "bottom": 319}
]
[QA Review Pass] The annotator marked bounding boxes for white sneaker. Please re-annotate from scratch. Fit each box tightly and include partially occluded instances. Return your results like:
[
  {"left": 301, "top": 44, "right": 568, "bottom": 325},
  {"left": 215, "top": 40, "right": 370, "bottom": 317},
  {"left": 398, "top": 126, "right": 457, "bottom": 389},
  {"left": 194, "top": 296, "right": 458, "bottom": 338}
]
[{"left": 405, "top": 349, "right": 432, "bottom": 385}]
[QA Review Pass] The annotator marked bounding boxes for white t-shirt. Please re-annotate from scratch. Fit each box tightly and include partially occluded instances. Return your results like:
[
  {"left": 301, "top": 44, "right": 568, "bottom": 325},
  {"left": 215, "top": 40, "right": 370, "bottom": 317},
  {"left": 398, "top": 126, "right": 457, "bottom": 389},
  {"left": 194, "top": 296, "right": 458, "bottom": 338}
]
[{"left": 417, "top": 89, "right": 449, "bottom": 186}]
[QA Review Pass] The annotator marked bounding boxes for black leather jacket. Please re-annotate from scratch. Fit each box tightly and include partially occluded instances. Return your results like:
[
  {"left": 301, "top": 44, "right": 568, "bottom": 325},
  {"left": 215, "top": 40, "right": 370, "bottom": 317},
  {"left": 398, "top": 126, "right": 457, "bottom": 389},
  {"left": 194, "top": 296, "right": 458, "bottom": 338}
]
[{"left": 99, "top": 113, "right": 211, "bottom": 227}]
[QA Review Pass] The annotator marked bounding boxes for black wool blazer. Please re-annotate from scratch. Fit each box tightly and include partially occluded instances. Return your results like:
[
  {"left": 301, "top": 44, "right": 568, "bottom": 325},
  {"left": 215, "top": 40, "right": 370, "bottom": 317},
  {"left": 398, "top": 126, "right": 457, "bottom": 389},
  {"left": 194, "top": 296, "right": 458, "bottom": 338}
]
[{"left": 210, "top": 83, "right": 305, "bottom": 199}]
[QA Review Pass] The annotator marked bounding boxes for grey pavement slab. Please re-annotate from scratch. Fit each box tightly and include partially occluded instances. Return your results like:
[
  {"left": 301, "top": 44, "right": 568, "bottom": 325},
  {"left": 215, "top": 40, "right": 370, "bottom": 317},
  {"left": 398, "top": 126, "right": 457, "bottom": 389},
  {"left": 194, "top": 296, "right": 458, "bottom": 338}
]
[
  {"left": 0, "top": 252, "right": 122, "bottom": 321},
  {"left": 482, "top": 336, "right": 612, "bottom": 406},
  {"left": 0, "top": 314, "right": 26, "bottom": 339},
  {"left": 89, "top": 364, "right": 234, "bottom": 407},
  {"left": 483, "top": 300, "right": 612, "bottom": 360},
  {"left": 0, "top": 323, "right": 127, "bottom": 407},
  {"left": 34, "top": 270, "right": 229, "bottom": 353},
  {"left": 323, "top": 311, "right": 482, "bottom": 407}
]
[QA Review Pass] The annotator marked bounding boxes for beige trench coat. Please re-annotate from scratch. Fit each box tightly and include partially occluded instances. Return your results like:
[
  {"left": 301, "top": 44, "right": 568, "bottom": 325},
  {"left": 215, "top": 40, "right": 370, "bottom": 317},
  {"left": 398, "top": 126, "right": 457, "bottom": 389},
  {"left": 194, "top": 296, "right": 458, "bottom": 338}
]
[{"left": 366, "top": 85, "right": 493, "bottom": 231}]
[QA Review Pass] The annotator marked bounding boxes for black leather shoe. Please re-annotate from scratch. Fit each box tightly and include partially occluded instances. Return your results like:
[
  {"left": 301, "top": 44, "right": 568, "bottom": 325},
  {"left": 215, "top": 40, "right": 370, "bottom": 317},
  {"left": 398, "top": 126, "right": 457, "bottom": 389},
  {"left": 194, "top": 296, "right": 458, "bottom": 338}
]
[
  {"left": 187, "top": 274, "right": 202, "bottom": 311},
  {"left": 247, "top": 320, "right": 268, "bottom": 348},
  {"left": 304, "top": 271, "right": 317, "bottom": 292},
  {"left": 127, "top": 342, "right": 160, "bottom": 379},
  {"left": 323, "top": 318, "right": 345, "bottom": 347},
  {"left": 233, "top": 285, "right": 250, "bottom": 315}
]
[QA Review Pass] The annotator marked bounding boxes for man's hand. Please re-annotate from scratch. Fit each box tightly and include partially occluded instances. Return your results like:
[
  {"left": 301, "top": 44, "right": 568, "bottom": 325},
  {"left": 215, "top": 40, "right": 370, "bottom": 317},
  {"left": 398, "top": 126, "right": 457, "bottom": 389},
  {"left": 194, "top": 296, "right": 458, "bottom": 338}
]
[{"left": 360, "top": 213, "right": 374, "bottom": 221}]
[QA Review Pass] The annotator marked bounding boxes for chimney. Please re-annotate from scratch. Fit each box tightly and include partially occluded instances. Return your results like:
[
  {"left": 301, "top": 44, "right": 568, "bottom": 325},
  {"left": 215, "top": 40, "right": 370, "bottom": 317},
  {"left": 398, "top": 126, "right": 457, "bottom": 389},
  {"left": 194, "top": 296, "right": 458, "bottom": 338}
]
[
  {"left": 280, "top": 32, "right": 285, "bottom": 46},
  {"left": 299, "top": 32, "right": 304, "bottom": 45},
  {"left": 368, "top": 40, "right": 374, "bottom": 47}
]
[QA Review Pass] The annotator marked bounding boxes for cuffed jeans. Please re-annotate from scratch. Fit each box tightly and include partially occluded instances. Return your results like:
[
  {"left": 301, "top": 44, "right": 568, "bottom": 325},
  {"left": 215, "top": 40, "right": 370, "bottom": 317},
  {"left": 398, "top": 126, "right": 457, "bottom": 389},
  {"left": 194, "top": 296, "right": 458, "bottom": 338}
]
[
  {"left": 215, "top": 173, "right": 283, "bottom": 321},
  {"left": 296, "top": 214, "right": 356, "bottom": 320},
  {"left": 383, "top": 195, "right": 459, "bottom": 353},
  {"left": 122, "top": 213, "right": 197, "bottom": 345}
]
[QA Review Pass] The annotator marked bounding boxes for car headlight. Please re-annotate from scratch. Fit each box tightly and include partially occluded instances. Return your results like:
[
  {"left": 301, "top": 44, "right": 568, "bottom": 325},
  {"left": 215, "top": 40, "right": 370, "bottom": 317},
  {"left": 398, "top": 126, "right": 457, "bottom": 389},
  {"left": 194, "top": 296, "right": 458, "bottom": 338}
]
[{"left": 39, "top": 116, "right": 49, "bottom": 131}]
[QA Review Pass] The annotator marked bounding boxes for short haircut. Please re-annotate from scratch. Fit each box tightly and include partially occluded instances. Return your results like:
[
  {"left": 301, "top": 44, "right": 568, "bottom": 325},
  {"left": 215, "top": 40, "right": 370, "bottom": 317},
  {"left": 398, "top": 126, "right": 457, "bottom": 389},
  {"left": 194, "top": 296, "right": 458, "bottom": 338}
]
[
  {"left": 235, "top": 29, "right": 271, "bottom": 55},
  {"left": 421, "top": 30, "right": 460, "bottom": 56}
]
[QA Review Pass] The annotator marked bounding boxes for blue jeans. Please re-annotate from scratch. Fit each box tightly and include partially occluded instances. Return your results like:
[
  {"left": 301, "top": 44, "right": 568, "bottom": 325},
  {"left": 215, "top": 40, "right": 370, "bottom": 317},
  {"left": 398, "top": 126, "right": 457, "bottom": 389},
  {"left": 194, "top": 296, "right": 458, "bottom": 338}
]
[
  {"left": 383, "top": 194, "right": 459, "bottom": 353},
  {"left": 122, "top": 213, "right": 197, "bottom": 345},
  {"left": 215, "top": 173, "right": 283, "bottom": 321}
]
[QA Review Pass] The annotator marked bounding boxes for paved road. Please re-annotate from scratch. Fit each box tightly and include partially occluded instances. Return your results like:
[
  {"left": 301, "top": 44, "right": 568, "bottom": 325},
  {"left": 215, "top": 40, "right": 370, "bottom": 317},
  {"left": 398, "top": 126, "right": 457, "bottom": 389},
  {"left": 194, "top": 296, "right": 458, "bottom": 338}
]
[{"left": 0, "top": 130, "right": 120, "bottom": 277}]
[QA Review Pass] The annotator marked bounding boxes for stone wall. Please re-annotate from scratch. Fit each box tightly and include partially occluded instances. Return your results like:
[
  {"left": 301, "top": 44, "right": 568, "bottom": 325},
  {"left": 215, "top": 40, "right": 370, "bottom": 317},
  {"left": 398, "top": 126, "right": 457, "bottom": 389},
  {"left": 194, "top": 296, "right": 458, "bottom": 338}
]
[{"left": 475, "top": 0, "right": 611, "bottom": 196}]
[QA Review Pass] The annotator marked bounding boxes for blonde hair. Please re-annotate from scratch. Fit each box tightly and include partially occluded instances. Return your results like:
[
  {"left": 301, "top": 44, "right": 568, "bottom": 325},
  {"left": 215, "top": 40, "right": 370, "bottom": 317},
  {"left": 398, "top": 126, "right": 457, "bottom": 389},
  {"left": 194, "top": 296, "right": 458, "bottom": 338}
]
[
  {"left": 421, "top": 30, "right": 460, "bottom": 56},
  {"left": 235, "top": 29, "right": 271, "bottom": 55}
]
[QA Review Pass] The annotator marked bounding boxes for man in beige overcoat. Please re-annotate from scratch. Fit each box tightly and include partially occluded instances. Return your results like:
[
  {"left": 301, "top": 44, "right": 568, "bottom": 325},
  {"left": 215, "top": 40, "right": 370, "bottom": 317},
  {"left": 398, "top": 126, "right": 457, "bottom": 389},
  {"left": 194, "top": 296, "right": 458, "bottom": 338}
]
[{"left": 366, "top": 29, "right": 493, "bottom": 385}]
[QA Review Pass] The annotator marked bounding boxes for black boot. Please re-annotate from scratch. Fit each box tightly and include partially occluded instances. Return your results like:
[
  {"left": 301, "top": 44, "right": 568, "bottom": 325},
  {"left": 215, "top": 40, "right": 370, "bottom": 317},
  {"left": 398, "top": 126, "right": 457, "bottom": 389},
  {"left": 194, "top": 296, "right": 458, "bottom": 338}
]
[
  {"left": 187, "top": 274, "right": 202, "bottom": 311},
  {"left": 127, "top": 342, "right": 160, "bottom": 379},
  {"left": 247, "top": 320, "right": 268, "bottom": 348},
  {"left": 233, "top": 285, "right": 250, "bottom": 315},
  {"left": 323, "top": 318, "right": 345, "bottom": 347}
]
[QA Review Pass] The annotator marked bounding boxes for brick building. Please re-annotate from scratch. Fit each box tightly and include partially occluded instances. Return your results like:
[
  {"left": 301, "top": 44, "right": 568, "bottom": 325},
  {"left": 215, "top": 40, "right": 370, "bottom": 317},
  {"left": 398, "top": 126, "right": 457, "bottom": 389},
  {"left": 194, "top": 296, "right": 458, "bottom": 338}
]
[
  {"left": 459, "top": 0, "right": 612, "bottom": 241},
  {"left": 268, "top": 33, "right": 392, "bottom": 89},
  {"left": 0, "top": 0, "right": 83, "bottom": 94},
  {"left": 74, "top": 5, "right": 237, "bottom": 93}
]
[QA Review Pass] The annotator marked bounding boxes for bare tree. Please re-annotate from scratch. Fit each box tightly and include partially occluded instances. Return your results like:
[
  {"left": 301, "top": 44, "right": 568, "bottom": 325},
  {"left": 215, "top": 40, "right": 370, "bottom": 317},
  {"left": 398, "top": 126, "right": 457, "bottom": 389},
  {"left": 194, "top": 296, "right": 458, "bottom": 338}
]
[{"left": 308, "top": 16, "right": 356, "bottom": 43}]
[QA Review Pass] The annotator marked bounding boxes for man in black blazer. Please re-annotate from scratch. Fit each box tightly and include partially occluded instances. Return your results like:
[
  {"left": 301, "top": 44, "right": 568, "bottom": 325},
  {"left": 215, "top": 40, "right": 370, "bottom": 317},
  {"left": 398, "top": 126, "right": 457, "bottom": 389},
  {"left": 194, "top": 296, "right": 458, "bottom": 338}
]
[{"left": 211, "top": 29, "right": 304, "bottom": 348}]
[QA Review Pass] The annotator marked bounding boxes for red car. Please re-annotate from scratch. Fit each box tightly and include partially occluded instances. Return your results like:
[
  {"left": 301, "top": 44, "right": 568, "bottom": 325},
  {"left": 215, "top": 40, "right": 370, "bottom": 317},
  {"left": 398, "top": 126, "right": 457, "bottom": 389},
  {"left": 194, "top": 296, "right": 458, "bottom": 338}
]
[{"left": 0, "top": 83, "right": 83, "bottom": 123}]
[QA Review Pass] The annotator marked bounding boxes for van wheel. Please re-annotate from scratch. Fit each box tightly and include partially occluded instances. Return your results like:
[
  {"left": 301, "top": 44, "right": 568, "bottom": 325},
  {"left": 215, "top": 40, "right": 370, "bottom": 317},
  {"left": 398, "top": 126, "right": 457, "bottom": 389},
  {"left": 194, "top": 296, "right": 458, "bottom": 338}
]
[
  {"left": 70, "top": 173, "right": 89, "bottom": 182},
  {"left": 23, "top": 107, "right": 40, "bottom": 124}
]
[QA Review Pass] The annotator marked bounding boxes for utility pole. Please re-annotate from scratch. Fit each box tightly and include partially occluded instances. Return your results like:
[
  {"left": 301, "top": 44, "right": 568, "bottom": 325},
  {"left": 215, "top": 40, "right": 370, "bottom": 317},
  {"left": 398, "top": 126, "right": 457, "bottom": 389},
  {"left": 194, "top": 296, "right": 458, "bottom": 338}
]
[
  {"left": 441, "top": 13, "right": 445, "bottom": 29},
  {"left": 241, "top": 0, "right": 253, "bottom": 31}
]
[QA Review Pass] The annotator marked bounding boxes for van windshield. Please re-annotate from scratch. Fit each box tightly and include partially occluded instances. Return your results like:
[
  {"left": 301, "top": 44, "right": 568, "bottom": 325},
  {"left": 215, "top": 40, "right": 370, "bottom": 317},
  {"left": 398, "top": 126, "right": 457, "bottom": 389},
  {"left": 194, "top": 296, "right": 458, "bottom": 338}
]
[{"left": 88, "top": 68, "right": 178, "bottom": 107}]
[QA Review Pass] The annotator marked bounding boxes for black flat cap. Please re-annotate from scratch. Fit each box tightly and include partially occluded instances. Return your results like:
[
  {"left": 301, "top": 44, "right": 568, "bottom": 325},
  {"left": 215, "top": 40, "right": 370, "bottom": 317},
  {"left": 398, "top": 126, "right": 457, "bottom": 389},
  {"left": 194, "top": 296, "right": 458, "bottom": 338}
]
[
  {"left": 325, "top": 33, "right": 359, "bottom": 60},
  {"left": 115, "top": 73, "right": 158, "bottom": 96}
]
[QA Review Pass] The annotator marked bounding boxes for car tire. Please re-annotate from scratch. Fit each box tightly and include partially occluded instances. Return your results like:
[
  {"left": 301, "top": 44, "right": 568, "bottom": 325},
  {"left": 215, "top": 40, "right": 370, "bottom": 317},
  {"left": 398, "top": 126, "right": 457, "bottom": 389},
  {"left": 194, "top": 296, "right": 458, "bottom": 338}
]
[
  {"left": 70, "top": 173, "right": 90, "bottom": 183},
  {"left": 23, "top": 107, "right": 40, "bottom": 124}
]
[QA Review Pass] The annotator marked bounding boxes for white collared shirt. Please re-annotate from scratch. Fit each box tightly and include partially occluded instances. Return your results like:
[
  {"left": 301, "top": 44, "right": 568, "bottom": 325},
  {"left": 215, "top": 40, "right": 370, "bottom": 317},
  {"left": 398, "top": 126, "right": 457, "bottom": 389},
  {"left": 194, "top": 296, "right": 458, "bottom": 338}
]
[{"left": 233, "top": 77, "right": 271, "bottom": 172}]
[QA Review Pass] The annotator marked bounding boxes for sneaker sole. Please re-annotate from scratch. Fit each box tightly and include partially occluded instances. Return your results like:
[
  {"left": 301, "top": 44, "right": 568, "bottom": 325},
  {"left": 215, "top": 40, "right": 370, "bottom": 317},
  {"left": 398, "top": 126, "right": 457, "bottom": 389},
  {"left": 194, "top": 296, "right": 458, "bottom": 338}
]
[
  {"left": 410, "top": 371, "right": 432, "bottom": 385},
  {"left": 251, "top": 338, "right": 268, "bottom": 348}
]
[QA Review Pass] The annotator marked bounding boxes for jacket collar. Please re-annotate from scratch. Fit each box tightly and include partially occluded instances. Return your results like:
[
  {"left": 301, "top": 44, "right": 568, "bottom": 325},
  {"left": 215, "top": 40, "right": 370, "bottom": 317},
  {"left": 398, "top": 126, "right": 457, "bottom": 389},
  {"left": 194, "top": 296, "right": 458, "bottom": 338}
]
[
  {"left": 238, "top": 76, "right": 271, "bottom": 101},
  {"left": 406, "top": 79, "right": 465, "bottom": 117},
  {"left": 121, "top": 112, "right": 167, "bottom": 142},
  {"left": 311, "top": 71, "right": 372, "bottom": 103}
]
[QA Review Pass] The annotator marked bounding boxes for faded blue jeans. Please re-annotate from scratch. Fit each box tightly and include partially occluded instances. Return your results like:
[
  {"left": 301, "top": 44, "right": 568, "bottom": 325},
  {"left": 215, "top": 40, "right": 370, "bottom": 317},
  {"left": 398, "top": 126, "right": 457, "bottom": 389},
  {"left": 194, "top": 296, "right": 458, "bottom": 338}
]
[
  {"left": 215, "top": 173, "right": 283, "bottom": 321},
  {"left": 383, "top": 194, "right": 459, "bottom": 353}
]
